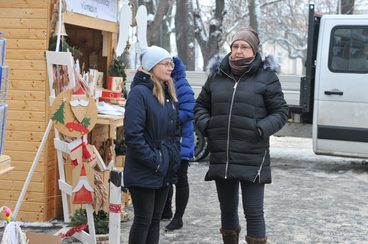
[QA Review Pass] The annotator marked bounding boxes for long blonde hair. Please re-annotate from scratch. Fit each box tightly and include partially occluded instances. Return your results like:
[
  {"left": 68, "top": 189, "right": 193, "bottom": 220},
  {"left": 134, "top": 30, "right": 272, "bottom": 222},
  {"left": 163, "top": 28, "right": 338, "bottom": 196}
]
[{"left": 151, "top": 75, "right": 178, "bottom": 105}]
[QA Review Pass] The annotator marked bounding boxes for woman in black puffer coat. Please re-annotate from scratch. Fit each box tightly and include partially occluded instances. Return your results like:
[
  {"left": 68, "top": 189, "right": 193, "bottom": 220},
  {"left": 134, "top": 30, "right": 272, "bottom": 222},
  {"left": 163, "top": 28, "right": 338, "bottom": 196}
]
[{"left": 195, "top": 27, "right": 288, "bottom": 244}]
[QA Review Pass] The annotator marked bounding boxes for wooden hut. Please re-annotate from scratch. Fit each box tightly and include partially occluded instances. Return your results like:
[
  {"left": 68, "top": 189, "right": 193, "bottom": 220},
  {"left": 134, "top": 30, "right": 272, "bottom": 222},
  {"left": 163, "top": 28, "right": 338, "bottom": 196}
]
[{"left": 0, "top": 0, "right": 118, "bottom": 222}]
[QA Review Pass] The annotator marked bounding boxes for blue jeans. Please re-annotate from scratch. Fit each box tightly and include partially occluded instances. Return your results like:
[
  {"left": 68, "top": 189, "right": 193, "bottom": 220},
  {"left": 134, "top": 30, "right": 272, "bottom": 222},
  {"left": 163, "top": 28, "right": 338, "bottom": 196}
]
[
  {"left": 215, "top": 179, "right": 265, "bottom": 238},
  {"left": 128, "top": 186, "right": 169, "bottom": 244}
]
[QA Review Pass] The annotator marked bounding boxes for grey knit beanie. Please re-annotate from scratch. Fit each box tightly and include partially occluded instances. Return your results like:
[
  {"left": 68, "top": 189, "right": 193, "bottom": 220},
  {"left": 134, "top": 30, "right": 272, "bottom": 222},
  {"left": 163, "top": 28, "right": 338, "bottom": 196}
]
[
  {"left": 140, "top": 45, "right": 172, "bottom": 71},
  {"left": 231, "top": 27, "right": 260, "bottom": 53}
]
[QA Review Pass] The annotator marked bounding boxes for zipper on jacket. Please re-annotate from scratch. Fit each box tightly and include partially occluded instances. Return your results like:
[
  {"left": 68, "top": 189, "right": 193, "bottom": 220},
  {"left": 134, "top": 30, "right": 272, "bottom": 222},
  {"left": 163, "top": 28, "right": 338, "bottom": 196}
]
[
  {"left": 253, "top": 149, "right": 267, "bottom": 183},
  {"left": 220, "top": 68, "right": 249, "bottom": 179},
  {"left": 156, "top": 150, "right": 163, "bottom": 173},
  {"left": 224, "top": 81, "right": 239, "bottom": 179}
]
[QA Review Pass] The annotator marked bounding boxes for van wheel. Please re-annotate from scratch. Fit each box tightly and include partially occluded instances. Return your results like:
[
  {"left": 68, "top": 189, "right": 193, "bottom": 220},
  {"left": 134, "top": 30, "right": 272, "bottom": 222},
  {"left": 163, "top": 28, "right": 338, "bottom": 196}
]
[{"left": 191, "top": 127, "right": 209, "bottom": 162}]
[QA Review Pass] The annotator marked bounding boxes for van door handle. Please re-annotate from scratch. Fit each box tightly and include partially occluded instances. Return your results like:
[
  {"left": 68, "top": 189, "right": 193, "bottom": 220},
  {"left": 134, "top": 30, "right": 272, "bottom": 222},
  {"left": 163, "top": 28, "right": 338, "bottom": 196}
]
[{"left": 324, "top": 90, "right": 343, "bottom": 95}]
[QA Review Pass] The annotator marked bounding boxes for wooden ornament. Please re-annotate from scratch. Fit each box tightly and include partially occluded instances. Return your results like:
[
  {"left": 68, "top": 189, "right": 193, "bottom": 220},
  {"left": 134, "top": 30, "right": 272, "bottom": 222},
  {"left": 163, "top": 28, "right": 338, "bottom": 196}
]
[
  {"left": 70, "top": 87, "right": 90, "bottom": 123},
  {"left": 72, "top": 163, "right": 95, "bottom": 204},
  {"left": 50, "top": 88, "right": 97, "bottom": 137},
  {"left": 69, "top": 140, "right": 97, "bottom": 167}
]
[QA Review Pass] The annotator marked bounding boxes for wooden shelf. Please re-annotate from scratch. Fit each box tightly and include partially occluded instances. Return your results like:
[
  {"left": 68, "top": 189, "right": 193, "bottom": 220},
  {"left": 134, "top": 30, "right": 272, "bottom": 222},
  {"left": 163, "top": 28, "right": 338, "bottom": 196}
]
[{"left": 96, "top": 114, "right": 124, "bottom": 127}]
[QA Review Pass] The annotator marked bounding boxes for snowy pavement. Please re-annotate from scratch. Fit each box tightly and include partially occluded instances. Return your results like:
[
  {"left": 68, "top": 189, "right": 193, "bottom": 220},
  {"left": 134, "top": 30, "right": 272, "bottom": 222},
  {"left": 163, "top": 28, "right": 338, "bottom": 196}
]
[
  {"left": 1, "top": 136, "right": 368, "bottom": 243},
  {"left": 120, "top": 136, "right": 368, "bottom": 243}
]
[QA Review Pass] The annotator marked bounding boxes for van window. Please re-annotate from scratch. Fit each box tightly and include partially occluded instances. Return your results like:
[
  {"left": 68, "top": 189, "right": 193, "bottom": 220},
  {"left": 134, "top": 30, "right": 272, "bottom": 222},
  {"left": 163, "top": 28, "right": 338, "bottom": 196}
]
[{"left": 329, "top": 27, "right": 368, "bottom": 73}]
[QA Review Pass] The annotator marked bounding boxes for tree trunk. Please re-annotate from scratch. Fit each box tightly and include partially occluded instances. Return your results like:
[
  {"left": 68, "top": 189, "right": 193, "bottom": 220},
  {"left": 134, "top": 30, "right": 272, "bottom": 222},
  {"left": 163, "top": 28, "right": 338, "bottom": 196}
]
[
  {"left": 247, "top": 0, "right": 258, "bottom": 33},
  {"left": 140, "top": 0, "right": 172, "bottom": 46},
  {"left": 194, "top": 0, "right": 225, "bottom": 70},
  {"left": 175, "top": 0, "right": 195, "bottom": 70},
  {"left": 341, "top": 0, "right": 355, "bottom": 14}
]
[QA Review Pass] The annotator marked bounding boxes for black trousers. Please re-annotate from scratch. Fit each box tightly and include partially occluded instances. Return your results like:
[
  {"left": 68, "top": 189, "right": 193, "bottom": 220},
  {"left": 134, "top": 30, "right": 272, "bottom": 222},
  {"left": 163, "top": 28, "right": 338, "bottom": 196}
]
[
  {"left": 215, "top": 179, "right": 265, "bottom": 238},
  {"left": 165, "top": 160, "right": 189, "bottom": 218},
  {"left": 128, "top": 186, "right": 169, "bottom": 244}
]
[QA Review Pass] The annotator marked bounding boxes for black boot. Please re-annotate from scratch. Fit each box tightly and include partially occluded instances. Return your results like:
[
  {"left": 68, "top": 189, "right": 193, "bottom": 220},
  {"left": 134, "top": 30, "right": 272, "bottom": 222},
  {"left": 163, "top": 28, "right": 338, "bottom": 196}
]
[
  {"left": 220, "top": 226, "right": 241, "bottom": 244},
  {"left": 165, "top": 216, "right": 183, "bottom": 231},
  {"left": 245, "top": 236, "right": 267, "bottom": 244},
  {"left": 161, "top": 184, "right": 173, "bottom": 220}
]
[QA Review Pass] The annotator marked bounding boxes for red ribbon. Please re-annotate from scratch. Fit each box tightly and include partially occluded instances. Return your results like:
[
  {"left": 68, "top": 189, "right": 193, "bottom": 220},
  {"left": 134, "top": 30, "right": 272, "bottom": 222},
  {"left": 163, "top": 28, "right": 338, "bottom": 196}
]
[
  {"left": 109, "top": 203, "right": 121, "bottom": 213},
  {"left": 59, "top": 224, "right": 88, "bottom": 238}
]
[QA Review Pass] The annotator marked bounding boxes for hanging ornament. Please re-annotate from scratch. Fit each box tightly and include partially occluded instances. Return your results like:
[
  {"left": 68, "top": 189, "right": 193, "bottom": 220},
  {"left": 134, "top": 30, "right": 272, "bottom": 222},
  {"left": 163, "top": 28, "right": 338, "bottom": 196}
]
[
  {"left": 69, "top": 137, "right": 97, "bottom": 167},
  {"left": 50, "top": 88, "right": 97, "bottom": 137}
]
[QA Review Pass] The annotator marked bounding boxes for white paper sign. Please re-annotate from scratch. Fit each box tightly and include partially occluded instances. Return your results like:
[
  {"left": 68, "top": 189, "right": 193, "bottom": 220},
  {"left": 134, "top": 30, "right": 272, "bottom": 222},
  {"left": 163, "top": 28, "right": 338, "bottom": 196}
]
[{"left": 66, "top": 0, "right": 118, "bottom": 22}]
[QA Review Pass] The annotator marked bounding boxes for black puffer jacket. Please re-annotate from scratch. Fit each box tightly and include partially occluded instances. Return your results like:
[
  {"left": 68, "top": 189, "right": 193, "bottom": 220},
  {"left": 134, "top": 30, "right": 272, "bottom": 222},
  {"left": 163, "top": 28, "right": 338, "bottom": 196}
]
[{"left": 195, "top": 53, "right": 288, "bottom": 183}]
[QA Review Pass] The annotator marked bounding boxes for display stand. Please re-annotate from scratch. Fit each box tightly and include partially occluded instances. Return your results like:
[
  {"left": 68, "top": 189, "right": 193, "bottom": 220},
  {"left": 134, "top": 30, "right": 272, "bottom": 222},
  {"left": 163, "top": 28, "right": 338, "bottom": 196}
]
[{"left": 49, "top": 55, "right": 126, "bottom": 243}]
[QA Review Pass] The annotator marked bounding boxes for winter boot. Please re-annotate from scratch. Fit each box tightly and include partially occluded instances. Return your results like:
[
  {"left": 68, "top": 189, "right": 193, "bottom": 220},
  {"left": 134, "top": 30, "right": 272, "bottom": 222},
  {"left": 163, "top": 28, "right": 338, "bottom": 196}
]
[
  {"left": 165, "top": 216, "right": 183, "bottom": 231},
  {"left": 245, "top": 235, "right": 267, "bottom": 244},
  {"left": 220, "top": 226, "right": 241, "bottom": 244}
]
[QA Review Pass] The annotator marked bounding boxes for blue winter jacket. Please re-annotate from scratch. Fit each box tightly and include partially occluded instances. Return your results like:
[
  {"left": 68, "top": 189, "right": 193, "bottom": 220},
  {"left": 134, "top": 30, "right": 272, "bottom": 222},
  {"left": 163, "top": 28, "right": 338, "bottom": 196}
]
[
  {"left": 123, "top": 69, "right": 181, "bottom": 189},
  {"left": 172, "top": 57, "right": 195, "bottom": 161}
]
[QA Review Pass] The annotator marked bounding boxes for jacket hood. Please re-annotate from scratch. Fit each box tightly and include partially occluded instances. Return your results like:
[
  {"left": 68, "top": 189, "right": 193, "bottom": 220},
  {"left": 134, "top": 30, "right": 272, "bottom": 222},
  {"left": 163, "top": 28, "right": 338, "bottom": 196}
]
[
  {"left": 131, "top": 67, "right": 153, "bottom": 90},
  {"left": 171, "top": 56, "right": 186, "bottom": 80},
  {"left": 206, "top": 53, "right": 280, "bottom": 77}
]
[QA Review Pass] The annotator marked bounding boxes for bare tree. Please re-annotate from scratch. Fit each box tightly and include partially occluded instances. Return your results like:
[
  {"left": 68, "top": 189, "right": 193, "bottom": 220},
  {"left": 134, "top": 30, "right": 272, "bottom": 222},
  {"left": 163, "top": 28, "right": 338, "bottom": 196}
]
[
  {"left": 261, "top": 0, "right": 338, "bottom": 73},
  {"left": 194, "top": 0, "right": 225, "bottom": 69},
  {"left": 136, "top": 0, "right": 174, "bottom": 48},
  {"left": 262, "top": 1, "right": 308, "bottom": 61},
  {"left": 175, "top": 0, "right": 195, "bottom": 70}
]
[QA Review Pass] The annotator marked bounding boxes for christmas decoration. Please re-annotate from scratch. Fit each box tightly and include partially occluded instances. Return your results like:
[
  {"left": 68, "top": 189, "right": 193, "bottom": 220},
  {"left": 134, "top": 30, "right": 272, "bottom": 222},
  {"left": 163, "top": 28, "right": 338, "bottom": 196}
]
[
  {"left": 64, "top": 208, "right": 109, "bottom": 235},
  {"left": 0, "top": 206, "right": 28, "bottom": 244},
  {"left": 69, "top": 139, "right": 97, "bottom": 166},
  {"left": 50, "top": 88, "right": 97, "bottom": 137},
  {"left": 59, "top": 224, "right": 88, "bottom": 238},
  {"left": 72, "top": 164, "right": 94, "bottom": 204},
  {"left": 70, "top": 86, "right": 90, "bottom": 123},
  {"left": 0, "top": 206, "right": 13, "bottom": 223},
  {"left": 93, "top": 172, "right": 108, "bottom": 211},
  {"left": 51, "top": 99, "right": 65, "bottom": 124}
]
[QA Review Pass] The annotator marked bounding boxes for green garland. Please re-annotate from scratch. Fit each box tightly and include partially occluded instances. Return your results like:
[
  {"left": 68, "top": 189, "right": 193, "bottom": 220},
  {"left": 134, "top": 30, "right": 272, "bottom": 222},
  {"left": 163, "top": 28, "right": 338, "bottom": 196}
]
[{"left": 67, "top": 208, "right": 109, "bottom": 234}]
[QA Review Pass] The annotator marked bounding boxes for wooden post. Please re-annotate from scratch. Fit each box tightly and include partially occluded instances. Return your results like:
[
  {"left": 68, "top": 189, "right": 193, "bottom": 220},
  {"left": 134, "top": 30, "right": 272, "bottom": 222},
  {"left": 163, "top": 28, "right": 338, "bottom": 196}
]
[{"left": 108, "top": 170, "right": 122, "bottom": 243}]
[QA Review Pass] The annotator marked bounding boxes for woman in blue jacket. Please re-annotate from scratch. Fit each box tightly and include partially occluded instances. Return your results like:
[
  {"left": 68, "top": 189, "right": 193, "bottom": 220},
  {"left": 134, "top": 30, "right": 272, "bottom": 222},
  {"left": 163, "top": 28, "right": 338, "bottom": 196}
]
[
  {"left": 162, "top": 57, "right": 195, "bottom": 231},
  {"left": 123, "top": 46, "right": 181, "bottom": 244}
]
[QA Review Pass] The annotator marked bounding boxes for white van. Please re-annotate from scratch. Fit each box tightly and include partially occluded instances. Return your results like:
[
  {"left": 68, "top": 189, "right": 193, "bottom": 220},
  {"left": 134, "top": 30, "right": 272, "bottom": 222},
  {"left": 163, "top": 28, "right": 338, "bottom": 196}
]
[{"left": 312, "top": 15, "right": 368, "bottom": 158}]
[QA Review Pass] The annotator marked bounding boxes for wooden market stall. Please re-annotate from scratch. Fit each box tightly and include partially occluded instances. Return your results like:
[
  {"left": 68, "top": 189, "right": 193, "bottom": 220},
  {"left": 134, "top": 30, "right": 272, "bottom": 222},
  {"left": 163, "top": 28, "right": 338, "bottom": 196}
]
[{"left": 0, "top": 0, "right": 119, "bottom": 222}]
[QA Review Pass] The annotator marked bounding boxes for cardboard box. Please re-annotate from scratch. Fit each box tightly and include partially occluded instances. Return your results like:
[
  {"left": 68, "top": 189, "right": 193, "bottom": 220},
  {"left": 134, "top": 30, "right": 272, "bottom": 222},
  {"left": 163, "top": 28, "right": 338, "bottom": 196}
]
[
  {"left": 98, "top": 96, "right": 125, "bottom": 105},
  {"left": 27, "top": 232, "right": 61, "bottom": 244},
  {"left": 101, "top": 89, "right": 121, "bottom": 99},
  {"left": 107, "top": 76, "right": 124, "bottom": 92}
]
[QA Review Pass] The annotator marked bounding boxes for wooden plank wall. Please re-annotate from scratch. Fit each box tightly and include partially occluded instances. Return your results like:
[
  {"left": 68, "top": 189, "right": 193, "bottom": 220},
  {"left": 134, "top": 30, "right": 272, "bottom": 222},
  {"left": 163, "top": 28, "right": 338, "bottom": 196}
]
[{"left": 0, "top": 0, "right": 61, "bottom": 221}]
